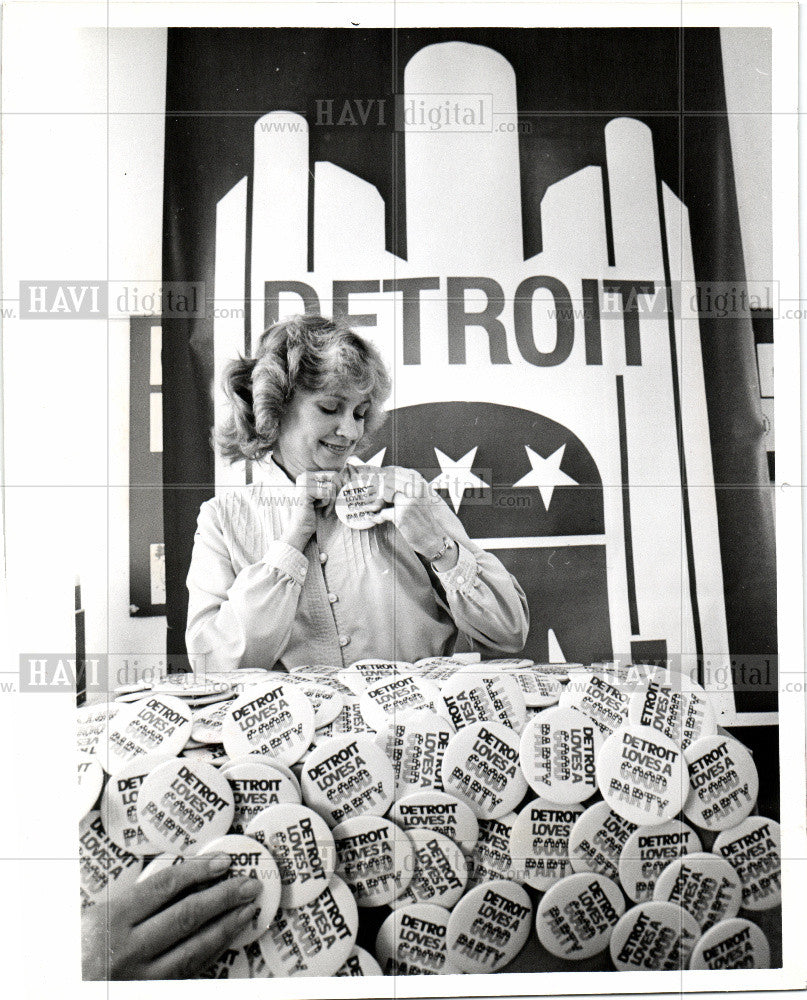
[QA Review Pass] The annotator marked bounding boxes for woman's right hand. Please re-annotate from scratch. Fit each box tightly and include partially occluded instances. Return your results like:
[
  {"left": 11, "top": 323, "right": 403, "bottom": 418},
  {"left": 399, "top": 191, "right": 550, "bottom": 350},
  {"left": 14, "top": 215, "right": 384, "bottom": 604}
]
[
  {"left": 281, "top": 470, "right": 345, "bottom": 552},
  {"left": 81, "top": 853, "right": 261, "bottom": 980}
]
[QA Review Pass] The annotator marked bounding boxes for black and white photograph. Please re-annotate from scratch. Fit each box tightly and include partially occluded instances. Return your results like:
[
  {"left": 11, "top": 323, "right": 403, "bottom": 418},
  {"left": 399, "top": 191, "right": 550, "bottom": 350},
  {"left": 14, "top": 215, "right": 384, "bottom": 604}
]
[{"left": 0, "top": 1, "right": 804, "bottom": 996}]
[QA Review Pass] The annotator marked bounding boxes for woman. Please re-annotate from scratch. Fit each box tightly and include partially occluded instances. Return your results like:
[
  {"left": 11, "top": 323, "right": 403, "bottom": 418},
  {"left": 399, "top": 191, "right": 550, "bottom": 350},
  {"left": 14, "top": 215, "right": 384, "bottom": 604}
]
[{"left": 186, "top": 314, "right": 529, "bottom": 671}]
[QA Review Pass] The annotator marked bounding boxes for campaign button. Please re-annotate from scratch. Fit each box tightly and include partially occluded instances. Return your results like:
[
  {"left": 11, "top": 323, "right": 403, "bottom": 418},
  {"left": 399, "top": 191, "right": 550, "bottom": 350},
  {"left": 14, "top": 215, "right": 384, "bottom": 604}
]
[
  {"left": 689, "top": 917, "right": 771, "bottom": 970},
  {"left": 509, "top": 798, "right": 584, "bottom": 890},
  {"left": 376, "top": 710, "right": 454, "bottom": 795},
  {"left": 336, "top": 477, "right": 383, "bottom": 530},
  {"left": 258, "top": 875, "right": 359, "bottom": 977},
  {"left": 102, "top": 694, "right": 193, "bottom": 775},
  {"left": 376, "top": 904, "right": 460, "bottom": 975},
  {"left": 281, "top": 676, "right": 344, "bottom": 728},
  {"left": 609, "top": 900, "right": 701, "bottom": 971},
  {"left": 442, "top": 720, "right": 527, "bottom": 820},
  {"left": 467, "top": 812, "right": 517, "bottom": 885},
  {"left": 653, "top": 852, "right": 742, "bottom": 930},
  {"left": 390, "top": 790, "right": 479, "bottom": 855},
  {"left": 220, "top": 679, "right": 315, "bottom": 766},
  {"left": 76, "top": 702, "right": 121, "bottom": 759},
  {"left": 136, "top": 757, "right": 234, "bottom": 855},
  {"left": 596, "top": 722, "right": 688, "bottom": 825},
  {"left": 508, "top": 669, "right": 563, "bottom": 708},
  {"left": 683, "top": 734, "right": 758, "bottom": 831},
  {"left": 221, "top": 758, "right": 301, "bottom": 834},
  {"left": 79, "top": 810, "right": 143, "bottom": 907},
  {"left": 628, "top": 673, "right": 717, "bottom": 750},
  {"left": 344, "top": 659, "right": 410, "bottom": 695},
  {"left": 558, "top": 671, "right": 630, "bottom": 736},
  {"left": 535, "top": 872, "right": 625, "bottom": 959},
  {"left": 618, "top": 819, "right": 702, "bottom": 903},
  {"left": 245, "top": 803, "right": 335, "bottom": 908},
  {"left": 100, "top": 753, "right": 171, "bottom": 855},
  {"left": 201, "top": 834, "right": 281, "bottom": 947},
  {"left": 519, "top": 706, "right": 603, "bottom": 804},
  {"left": 315, "top": 701, "right": 376, "bottom": 740},
  {"left": 191, "top": 697, "right": 235, "bottom": 744},
  {"left": 445, "top": 879, "right": 532, "bottom": 973},
  {"left": 333, "top": 815, "right": 414, "bottom": 907},
  {"left": 713, "top": 815, "right": 782, "bottom": 911},
  {"left": 441, "top": 666, "right": 527, "bottom": 733},
  {"left": 568, "top": 801, "right": 637, "bottom": 882},
  {"left": 359, "top": 674, "right": 446, "bottom": 731},
  {"left": 300, "top": 734, "right": 395, "bottom": 827},
  {"left": 335, "top": 946, "right": 383, "bottom": 977},
  {"left": 151, "top": 673, "right": 234, "bottom": 700},
  {"left": 77, "top": 752, "right": 104, "bottom": 820},
  {"left": 390, "top": 828, "right": 468, "bottom": 910}
]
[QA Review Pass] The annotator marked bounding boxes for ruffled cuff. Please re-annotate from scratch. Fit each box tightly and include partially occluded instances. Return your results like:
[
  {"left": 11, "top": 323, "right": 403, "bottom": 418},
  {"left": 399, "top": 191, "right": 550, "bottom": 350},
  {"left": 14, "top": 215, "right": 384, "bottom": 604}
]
[
  {"left": 261, "top": 539, "right": 309, "bottom": 588},
  {"left": 433, "top": 541, "right": 478, "bottom": 596}
]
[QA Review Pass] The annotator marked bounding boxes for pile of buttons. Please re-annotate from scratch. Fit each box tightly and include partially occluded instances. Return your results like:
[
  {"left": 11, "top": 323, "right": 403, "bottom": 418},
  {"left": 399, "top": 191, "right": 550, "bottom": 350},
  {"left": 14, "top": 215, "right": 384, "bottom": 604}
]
[{"left": 76, "top": 657, "right": 780, "bottom": 978}]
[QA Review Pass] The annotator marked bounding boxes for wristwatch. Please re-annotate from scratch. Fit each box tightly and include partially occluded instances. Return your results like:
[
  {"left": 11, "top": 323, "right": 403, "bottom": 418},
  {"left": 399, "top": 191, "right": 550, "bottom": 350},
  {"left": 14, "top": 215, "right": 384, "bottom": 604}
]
[{"left": 428, "top": 535, "right": 454, "bottom": 564}]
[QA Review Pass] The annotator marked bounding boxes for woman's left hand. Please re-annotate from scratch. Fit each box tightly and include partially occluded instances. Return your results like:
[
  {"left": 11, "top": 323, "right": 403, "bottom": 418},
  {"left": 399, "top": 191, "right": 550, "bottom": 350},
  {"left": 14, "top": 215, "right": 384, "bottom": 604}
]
[{"left": 369, "top": 468, "right": 451, "bottom": 560}]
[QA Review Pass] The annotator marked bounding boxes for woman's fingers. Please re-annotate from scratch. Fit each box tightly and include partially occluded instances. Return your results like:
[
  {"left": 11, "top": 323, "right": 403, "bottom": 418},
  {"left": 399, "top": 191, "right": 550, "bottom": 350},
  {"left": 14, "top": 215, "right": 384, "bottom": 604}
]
[
  {"left": 132, "top": 875, "right": 261, "bottom": 956},
  {"left": 127, "top": 854, "right": 232, "bottom": 926},
  {"left": 144, "top": 901, "right": 260, "bottom": 980}
]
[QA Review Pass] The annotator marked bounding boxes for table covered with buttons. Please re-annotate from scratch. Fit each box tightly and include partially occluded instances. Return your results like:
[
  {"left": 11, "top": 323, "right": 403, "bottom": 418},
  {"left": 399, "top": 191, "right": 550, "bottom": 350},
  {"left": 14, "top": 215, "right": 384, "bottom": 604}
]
[{"left": 77, "top": 658, "right": 781, "bottom": 978}]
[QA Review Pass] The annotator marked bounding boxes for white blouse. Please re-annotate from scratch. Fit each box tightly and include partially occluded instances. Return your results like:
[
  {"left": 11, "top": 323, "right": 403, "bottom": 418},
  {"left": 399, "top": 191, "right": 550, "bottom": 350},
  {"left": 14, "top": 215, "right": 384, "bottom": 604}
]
[{"left": 185, "top": 456, "right": 529, "bottom": 671}]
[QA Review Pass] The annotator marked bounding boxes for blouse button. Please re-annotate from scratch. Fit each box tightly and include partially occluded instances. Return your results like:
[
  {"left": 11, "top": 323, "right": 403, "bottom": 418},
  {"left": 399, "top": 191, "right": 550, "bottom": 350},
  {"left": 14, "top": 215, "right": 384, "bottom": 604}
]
[
  {"left": 328, "top": 593, "right": 338, "bottom": 604},
  {"left": 319, "top": 552, "right": 328, "bottom": 564},
  {"left": 456, "top": 575, "right": 465, "bottom": 586},
  {"left": 338, "top": 635, "right": 350, "bottom": 647}
]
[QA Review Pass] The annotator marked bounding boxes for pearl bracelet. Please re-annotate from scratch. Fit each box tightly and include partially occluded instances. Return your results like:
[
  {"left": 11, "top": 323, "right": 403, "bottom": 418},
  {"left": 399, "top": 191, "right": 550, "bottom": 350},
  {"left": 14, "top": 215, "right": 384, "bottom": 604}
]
[{"left": 428, "top": 535, "right": 454, "bottom": 564}]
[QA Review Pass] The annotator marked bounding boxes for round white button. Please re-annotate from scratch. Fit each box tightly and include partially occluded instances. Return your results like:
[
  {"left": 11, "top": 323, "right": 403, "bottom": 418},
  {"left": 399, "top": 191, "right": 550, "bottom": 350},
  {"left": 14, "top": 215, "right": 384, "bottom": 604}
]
[
  {"left": 610, "top": 900, "right": 701, "bottom": 971},
  {"left": 359, "top": 675, "right": 445, "bottom": 731},
  {"left": 79, "top": 810, "right": 143, "bottom": 907},
  {"left": 333, "top": 815, "right": 414, "bottom": 907},
  {"left": 200, "top": 834, "right": 281, "bottom": 947},
  {"left": 259, "top": 875, "right": 359, "bottom": 977},
  {"left": 245, "top": 802, "right": 336, "bottom": 908},
  {"left": 103, "top": 694, "right": 193, "bottom": 775},
  {"left": 221, "top": 758, "right": 301, "bottom": 834},
  {"left": 683, "top": 734, "right": 758, "bottom": 831},
  {"left": 689, "top": 917, "right": 771, "bottom": 970},
  {"left": 339, "top": 636, "right": 350, "bottom": 647},
  {"left": 136, "top": 757, "right": 234, "bottom": 855},
  {"left": 376, "top": 710, "right": 454, "bottom": 795},
  {"left": 535, "top": 872, "right": 625, "bottom": 959},
  {"left": 319, "top": 552, "right": 328, "bottom": 564},
  {"left": 467, "top": 812, "right": 518, "bottom": 885},
  {"left": 442, "top": 720, "right": 527, "bottom": 820},
  {"left": 509, "top": 798, "right": 584, "bottom": 890},
  {"left": 713, "top": 815, "right": 781, "bottom": 910},
  {"left": 328, "top": 593, "right": 338, "bottom": 603},
  {"left": 300, "top": 734, "right": 395, "bottom": 827},
  {"left": 391, "top": 828, "right": 468, "bottom": 909},
  {"left": 653, "top": 852, "right": 743, "bottom": 930},
  {"left": 376, "top": 904, "right": 460, "bottom": 975},
  {"left": 100, "top": 752, "right": 169, "bottom": 856},
  {"left": 390, "top": 790, "right": 479, "bottom": 855},
  {"left": 567, "top": 800, "right": 637, "bottom": 882},
  {"left": 628, "top": 673, "right": 717, "bottom": 749},
  {"left": 441, "top": 666, "right": 527, "bottom": 733},
  {"left": 596, "top": 722, "right": 688, "bottom": 825},
  {"left": 220, "top": 678, "right": 315, "bottom": 766},
  {"left": 558, "top": 671, "right": 631, "bottom": 736},
  {"left": 519, "top": 706, "right": 604, "bottom": 804},
  {"left": 446, "top": 879, "right": 532, "bottom": 973},
  {"left": 618, "top": 819, "right": 702, "bottom": 903},
  {"left": 335, "top": 478, "right": 383, "bottom": 530}
]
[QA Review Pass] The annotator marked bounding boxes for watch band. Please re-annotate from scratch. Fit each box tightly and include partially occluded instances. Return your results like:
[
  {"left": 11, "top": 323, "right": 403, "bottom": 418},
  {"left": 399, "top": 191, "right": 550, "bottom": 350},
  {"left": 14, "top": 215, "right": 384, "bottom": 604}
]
[{"left": 429, "top": 535, "right": 454, "bottom": 564}]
